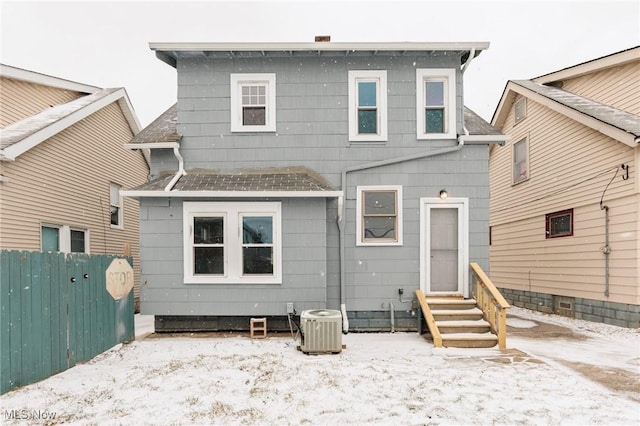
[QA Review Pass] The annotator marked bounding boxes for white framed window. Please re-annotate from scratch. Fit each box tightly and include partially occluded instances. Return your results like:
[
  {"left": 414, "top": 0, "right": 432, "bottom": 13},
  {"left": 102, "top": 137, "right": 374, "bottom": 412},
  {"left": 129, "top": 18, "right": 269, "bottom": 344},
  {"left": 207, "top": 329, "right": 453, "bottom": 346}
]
[
  {"left": 230, "top": 73, "right": 276, "bottom": 132},
  {"left": 512, "top": 137, "right": 529, "bottom": 184},
  {"left": 356, "top": 186, "right": 403, "bottom": 246},
  {"left": 416, "top": 69, "right": 456, "bottom": 139},
  {"left": 514, "top": 97, "right": 527, "bottom": 124},
  {"left": 348, "top": 70, "right": 387, "bottom": 142},
  {"left": 183, "top": 202, "right": 282, "bottom": 284},
  {"left": 110, "top": 183, "right": 123, "bottom": 228},
  {"left": 41, "top": 224, "right": 88, "bottom": 253}
]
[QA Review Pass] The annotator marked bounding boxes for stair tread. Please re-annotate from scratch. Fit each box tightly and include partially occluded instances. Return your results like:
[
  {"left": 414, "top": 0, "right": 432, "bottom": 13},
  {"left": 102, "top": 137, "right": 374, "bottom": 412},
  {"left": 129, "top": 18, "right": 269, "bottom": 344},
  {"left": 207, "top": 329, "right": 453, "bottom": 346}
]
[
  {"left": 426, "top": 298, "right": 477, "bottom": 304},
  {"left": 441, "top": 332, "right": 498, "bottom": 340},
  {"left": 436, "top": 319, "right": 490, "bottom": 327},
  {"left": 431, "top": 308, "right": 483, "bottom": 314}
]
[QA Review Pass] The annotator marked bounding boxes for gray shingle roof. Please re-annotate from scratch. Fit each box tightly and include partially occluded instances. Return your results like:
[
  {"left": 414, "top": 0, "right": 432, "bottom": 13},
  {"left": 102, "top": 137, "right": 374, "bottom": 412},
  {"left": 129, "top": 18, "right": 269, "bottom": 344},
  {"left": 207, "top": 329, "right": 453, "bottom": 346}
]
[
  {"left": 463, "top": 107, "right": 502, "bottom": 136},
  {"left": 130, "top": 167, "right": 336, "bottom": 192},
  {"left": 513, "top": 80, "right": 640, "bottom": 138},
  {"left": 128, "top": 103, "right": 180, "bottom": 144}
]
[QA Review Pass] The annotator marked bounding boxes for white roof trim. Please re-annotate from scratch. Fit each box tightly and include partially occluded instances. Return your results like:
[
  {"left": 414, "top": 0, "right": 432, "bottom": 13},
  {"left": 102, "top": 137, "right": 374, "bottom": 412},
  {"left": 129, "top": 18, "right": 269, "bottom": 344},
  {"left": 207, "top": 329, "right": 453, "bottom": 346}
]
[
  {"left": 0, "top": 175, "right": 10, "bottom": 183},
  {"left": 462, "top": 135, "right": 510, "bottom": 144},
  {"left": 533, "top": 46, "right": 640, "bottom": 85},
  {"left": 121, "top": 190, "right": 344, "bottom": 198},
  {"left": 150, "top": 41, "right": 490, "bottom": 52},
  {"left": 0, "top": 63, "right": 100, "bottom": 93},
  {"left": 1, "top": 88, "right": 140, "bottom": 160},
  {"left": 492, "top": 82, "right": 637, "bottom": 148}
]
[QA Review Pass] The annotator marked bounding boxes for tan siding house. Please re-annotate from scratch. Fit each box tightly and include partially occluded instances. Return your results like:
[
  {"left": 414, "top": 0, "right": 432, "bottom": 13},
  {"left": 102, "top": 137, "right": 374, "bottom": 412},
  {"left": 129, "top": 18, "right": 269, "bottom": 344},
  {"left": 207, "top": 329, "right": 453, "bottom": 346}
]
[
  {"left": 0, "top": 64, "right": 149, "bottom": 308},
  {"left": 490, "top": 46, "right": 640, "bottom": 328}
]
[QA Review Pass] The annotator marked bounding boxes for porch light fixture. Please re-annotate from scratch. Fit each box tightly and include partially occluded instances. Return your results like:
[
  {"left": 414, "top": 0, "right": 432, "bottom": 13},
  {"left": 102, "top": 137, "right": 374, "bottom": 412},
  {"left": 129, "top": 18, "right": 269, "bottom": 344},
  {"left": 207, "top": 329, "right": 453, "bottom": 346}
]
[{"left": 439, "top": 189, "right": 448, "bottom": 199}]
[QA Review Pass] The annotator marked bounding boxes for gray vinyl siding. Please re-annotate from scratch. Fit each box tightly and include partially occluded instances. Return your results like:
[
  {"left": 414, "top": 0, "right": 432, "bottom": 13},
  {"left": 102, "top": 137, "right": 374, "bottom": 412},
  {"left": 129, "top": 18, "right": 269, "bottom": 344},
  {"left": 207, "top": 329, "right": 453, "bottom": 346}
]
[
  {"left": 141, "top": 51, "right": 494, "bottom": 317},
  {"left": 140, "top": 197, "right": 329, "bottom": 316}
]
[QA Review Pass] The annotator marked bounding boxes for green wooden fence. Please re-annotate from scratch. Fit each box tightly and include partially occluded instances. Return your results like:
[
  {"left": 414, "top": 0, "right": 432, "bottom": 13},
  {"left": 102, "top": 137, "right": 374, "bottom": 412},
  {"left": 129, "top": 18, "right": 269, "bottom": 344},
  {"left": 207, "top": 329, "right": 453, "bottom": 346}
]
[{"left": 0, "top": 250, "right": 135, "bottom": 394}]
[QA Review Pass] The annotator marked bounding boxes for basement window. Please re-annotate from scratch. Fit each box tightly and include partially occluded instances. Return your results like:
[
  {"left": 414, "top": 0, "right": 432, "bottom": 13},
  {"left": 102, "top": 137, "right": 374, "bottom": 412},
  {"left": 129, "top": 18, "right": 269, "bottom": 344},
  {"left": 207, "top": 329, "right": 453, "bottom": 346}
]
[{"left": 546, "top": 209, "right": 573, "bottom": 238}]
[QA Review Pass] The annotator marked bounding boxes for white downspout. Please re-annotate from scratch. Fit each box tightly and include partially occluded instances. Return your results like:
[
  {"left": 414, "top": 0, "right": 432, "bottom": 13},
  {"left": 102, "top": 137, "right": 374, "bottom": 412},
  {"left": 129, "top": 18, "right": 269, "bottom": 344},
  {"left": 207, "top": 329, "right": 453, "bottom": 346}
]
[{"left": 164, "top": 146, "right": 186, "bottom": 191}]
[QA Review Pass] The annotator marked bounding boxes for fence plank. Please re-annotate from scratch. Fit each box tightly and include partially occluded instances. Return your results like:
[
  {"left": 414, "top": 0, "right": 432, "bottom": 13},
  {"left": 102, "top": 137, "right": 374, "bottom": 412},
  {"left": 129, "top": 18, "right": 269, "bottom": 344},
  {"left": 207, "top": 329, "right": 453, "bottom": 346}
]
[
  {"left": 9, "top": 251, "right": 23, "bottom": 389},
  {"left": 39, "top": 251, "right": 53, "bottom": 383},
  {"left": 0, "top": 251, "right": 12, "bottom": 393}
]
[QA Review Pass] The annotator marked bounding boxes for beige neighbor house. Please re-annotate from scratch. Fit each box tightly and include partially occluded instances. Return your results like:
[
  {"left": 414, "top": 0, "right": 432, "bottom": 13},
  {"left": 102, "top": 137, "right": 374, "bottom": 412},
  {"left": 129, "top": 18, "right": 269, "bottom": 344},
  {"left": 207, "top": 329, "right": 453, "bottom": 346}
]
[
  {"left": 489, "top": 46, "right": 640, "bottom": 328},
  {"left": 0, "top": 64, "right": 149, "bottom": 309}
]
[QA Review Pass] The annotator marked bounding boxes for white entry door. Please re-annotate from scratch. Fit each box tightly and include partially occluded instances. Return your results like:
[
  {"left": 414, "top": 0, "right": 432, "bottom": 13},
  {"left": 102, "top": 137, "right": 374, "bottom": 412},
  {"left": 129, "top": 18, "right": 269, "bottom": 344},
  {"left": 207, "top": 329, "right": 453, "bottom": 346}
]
[{"left": 420, "top": 198, "right": 469, "bottom": 296}]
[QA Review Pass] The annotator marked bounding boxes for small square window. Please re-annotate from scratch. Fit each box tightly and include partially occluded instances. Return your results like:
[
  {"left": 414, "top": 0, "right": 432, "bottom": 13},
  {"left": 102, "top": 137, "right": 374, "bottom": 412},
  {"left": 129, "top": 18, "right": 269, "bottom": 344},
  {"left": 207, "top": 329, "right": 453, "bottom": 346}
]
[
  {"left": 546, "top": 209, "right": 573, "bottom": 238},
  {"left": 513, "top": 137, "right": 529, "bottom": 184},
  {"left": 231, "top": 74, "right": 276, "bottom": 132},
  {"left": 514, "top": 98, "right": 527, "bottom": 124},
  {"left": 42, "top": 225, "right": 60, "bottom": 252},
  {"left": 348, "top": 70, "right": 387, "bottom": 142},
  {"left": 356, "top": 186, "right": 403, "bottom": 246}
]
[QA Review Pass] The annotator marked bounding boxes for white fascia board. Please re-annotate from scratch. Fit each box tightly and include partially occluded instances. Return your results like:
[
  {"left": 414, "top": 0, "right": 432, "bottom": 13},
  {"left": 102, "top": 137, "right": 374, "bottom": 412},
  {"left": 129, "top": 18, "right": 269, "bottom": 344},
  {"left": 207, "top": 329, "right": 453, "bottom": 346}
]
[
  {"left": 533, "top": 47, "right": 640, "bottom": 84},
  {"left": 0, "top": 64, "right": 100, "bottom": 93},
  {"left": 116, "top": 91, "right": 141, "bottom": 134},
  {"left": 121, "top": 190, "right": 344, "bottom": 198},
  {"left": 508, "top": 84, "right": 637, "bottom": 148},
  {"left": 150, "top": 41, "right": 490, "bottom": 53},
  {"left": 125, "top": 142, "right": 180, "bottom": 150},
  {"left": 462, "top": 135, "right": 510, "bottom": 144},
  {"left": 2, "top": 88, "right": 131, "bottom": 160}
]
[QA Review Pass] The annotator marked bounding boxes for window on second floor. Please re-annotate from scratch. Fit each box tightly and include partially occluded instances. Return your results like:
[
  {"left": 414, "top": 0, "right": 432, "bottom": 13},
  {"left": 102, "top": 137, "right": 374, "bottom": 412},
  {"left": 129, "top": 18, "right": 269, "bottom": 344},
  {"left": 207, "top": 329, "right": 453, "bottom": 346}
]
[
  {"left": 514, "top": 97, "right": 527, "bottom": 124},
  {"left": 512, "top": 137, "right": 529, "bottom": 184},
  {"left": 110, "top": 183, "right": 123, "bottom": 228},
  {"left": 230, "top": 73, "right": 276, "bottom": 132},
  {"left": 348, "top": 70, "right": 387, "bottom": 142},
  {"left": 416, "top": 69, "right": 456, "bottom": 140}
]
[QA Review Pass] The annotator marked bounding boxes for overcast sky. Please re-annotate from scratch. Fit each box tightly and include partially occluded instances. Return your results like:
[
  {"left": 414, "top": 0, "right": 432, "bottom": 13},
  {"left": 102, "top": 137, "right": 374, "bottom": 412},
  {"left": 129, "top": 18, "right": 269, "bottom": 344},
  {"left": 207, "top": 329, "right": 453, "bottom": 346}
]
[{"left": 1, "top": 0, "right": 638, "bottom": 127}]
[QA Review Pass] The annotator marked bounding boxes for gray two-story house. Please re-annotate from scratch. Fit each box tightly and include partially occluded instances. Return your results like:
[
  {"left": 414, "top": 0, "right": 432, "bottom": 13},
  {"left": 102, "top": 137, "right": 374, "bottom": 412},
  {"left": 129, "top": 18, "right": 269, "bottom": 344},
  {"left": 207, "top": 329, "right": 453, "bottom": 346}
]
[{"left": 123, "top": 40, "right": 507, "bottom": 333}]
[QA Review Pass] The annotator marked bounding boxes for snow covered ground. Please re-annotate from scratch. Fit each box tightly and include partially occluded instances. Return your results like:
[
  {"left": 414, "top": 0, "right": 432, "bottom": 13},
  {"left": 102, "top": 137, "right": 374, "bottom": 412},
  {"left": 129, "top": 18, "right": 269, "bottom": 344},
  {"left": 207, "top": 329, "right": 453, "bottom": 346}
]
[{"left": 1, "top": 307, "right": 638, "bottom": 425}]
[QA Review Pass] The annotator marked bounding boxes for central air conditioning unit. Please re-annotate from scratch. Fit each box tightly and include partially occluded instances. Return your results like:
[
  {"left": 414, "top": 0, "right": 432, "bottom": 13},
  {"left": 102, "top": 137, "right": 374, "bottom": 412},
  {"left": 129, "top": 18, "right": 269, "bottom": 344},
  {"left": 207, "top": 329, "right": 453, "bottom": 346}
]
[{"left": 300, "top": 309, "right": 342, "bottom": 354}]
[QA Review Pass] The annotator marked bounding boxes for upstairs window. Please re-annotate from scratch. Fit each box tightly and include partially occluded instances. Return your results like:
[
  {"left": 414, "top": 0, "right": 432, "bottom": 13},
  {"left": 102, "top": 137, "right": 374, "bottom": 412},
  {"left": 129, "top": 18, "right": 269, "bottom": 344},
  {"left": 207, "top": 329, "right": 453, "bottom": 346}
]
[
  {"left": 348, "top": 70, "right": 387, "bottom": 142},
  {"left": 514, "top": 97, "right": 527, "bottom": 124},
  {"left": 546, "top": 209, "right": 573, "bottom": 238},
  {"left": 512, "top": 137, "right": 529, "bottom": 184},
  {"left": 356, "top": 186, "right": 403, "bottom": 246},
  {"left": 230, "top": 73, "right": 276, "bottom": 132},
  {"left": 416, "top": 69, "right": 456, "bottom": 139},
  {"left": 110, "top": 183, "right": 123, "bottom": 228}
]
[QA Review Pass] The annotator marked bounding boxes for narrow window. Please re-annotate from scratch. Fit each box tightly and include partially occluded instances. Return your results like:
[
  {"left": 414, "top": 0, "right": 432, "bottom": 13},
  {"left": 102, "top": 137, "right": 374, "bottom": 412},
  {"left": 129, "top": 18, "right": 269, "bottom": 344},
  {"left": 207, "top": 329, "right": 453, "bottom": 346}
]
[
  {"left": 514, "top": 97, "right": 527, "bottom": 124},
  {"left": 356, "top": 186, "right": 403, "bottom": 245},
  {"left": 348, "top": 70, "right": 387, "bottom": 142},
  {"left": 546, "top": 209, "right": 573, "bottom": 238},
  {"left": 230, "top": 74, "right": 276, "bottom": 132},
  {"left": 513, "top": 137, "right": 529, "bottom": 184},
  {"left": 193, "top": 216, "right": 225, "bottom": 275},
  {"left": 416, "top": 69, "right": 456, "bottom": 139},
  {"left": 110, "top": 183, "right": 123, "bottom": 228},
  {"left": 70, "top": 229, "right": 87, "bottom": 253},
  {"left": 241, "top": 215, "right": 274, "bottom": 275},
  {"left": 42, "top": 225, "right": 60, "bottom": 252}
]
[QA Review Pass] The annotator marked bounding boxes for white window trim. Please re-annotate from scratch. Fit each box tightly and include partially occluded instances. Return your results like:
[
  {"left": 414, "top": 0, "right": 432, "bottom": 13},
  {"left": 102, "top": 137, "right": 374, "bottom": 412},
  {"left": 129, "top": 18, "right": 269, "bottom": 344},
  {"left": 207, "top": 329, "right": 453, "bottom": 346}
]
[
  {"left": 183, "top": 201, "right": 282, "bottom": 284},
  {"left": 41, "top": 224, "right": 89, "bottom": 254},
  {"left": 356, "top": 185, "right": 403, "bottom": 246},
  {"left": 512, "top": 136, "right": 529, "bottom": 184},
  {"left": 110, "top": 183, "right": 124, "bottom": 229},
  {"left": 348, "top": 70, "right": 388, "bottom": 142},
  {"left": 514, "top": 97, "right": 527, "bottom": 124},
  {"left": 230, "top": 73, "right": 276, "bottom": 132},
  {"left": 416, "top": 68, "right": 456, "bottom": 140}
]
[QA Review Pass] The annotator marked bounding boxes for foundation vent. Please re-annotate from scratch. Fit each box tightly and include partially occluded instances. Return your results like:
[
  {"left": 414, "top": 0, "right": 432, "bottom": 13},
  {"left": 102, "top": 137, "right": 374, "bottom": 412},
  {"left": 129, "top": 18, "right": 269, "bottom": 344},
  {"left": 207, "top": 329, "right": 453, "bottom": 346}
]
[{"left": 554, "top": 296, "right": 575, "bottom": 318}]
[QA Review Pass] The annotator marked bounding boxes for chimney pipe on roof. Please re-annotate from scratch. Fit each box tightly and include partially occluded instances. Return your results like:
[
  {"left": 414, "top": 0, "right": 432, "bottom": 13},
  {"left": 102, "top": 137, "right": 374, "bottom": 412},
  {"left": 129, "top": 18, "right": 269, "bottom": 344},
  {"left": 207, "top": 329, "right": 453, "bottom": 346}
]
[{"left": 315, "top": 35, "right": 331, "bottom": 42}]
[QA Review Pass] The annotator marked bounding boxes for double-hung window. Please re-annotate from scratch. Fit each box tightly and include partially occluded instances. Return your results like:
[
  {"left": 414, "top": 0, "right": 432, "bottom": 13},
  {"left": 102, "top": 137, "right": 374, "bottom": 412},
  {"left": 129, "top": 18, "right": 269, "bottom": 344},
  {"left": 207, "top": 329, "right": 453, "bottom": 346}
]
[
  {"left": 356, "top": 186, "right": 403, "bottom": 246},
  {"left": 184, "top": 202, "right": 281, "bottom": 284},
  {"left": 416, "top": 69, "right": 456, "bottom": 139},
  {"left": 41, "top": 224, "right": 88, "bottom": 253},
  {"left": 513, "top": 137, "right": 529, "bottom": 184},
  {"left": 110, "top": 183, "right": 123, "bottom": 228},
  {"left": 230, "top": 73, "right": 276, "bottom": 132},
  {"left": 348, "top": 70, "right": 387, "bottom": 142}
]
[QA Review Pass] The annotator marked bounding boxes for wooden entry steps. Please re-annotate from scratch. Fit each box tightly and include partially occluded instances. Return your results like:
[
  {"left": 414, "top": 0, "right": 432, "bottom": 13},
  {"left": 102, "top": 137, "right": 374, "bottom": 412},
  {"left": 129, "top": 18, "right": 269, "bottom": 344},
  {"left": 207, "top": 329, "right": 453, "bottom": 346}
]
[{"left": 416, "top": 291, "right": 498, "bottom": 349}]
